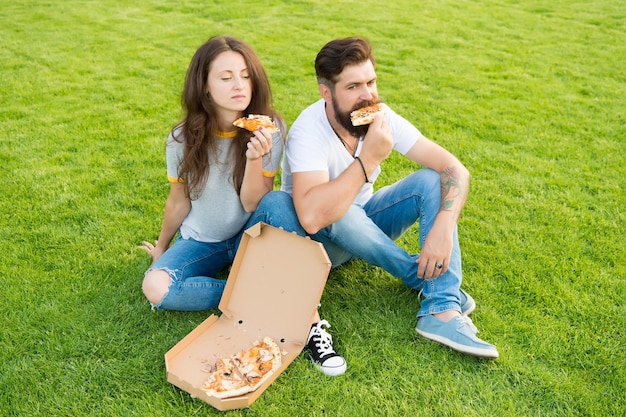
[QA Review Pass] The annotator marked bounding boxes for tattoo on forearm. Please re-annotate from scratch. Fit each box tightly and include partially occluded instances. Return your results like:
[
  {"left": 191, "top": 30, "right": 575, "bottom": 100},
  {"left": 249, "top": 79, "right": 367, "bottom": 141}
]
[{"left": 440, "top": 166, "right": 463, "bottom": 216}]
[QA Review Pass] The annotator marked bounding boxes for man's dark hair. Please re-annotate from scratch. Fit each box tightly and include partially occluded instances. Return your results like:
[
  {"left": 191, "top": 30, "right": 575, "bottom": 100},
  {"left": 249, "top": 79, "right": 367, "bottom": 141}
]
[{"left": 315, "top": 37, "right": 376, "bottom": 87}]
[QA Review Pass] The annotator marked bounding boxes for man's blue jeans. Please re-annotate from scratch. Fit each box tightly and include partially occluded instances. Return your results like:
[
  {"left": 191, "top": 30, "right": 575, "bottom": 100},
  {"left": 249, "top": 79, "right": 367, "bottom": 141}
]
[
  {"left": 147, "top": 191, "right": 306, "bottom": 311},
  {"left": 311, "top": 168, "right": 463, "bottom": 317}
]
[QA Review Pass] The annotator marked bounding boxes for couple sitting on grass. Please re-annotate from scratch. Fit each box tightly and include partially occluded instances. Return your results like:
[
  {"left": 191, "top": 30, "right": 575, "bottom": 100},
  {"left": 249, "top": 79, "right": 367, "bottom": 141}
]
[{"left": 140, "top": 35, "right": 499, "bottom": 378}]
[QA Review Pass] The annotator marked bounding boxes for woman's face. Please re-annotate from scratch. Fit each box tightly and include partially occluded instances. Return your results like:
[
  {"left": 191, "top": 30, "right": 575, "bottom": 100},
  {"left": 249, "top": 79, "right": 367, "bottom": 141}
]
[{"left": 206, "top": 50, "right": 252, "bottom": 117}]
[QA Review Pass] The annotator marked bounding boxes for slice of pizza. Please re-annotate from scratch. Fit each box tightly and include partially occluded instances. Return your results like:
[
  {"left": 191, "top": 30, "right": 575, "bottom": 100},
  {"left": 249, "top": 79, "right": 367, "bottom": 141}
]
[
  {"left": 201, "top": 337, "right": 283, "bottom": 399},
  {"left": 350, "top": 103, "right": 388, "bottom": 126},
  {"left": 233, "top": 114, "right": 279, "bottom": 133}
]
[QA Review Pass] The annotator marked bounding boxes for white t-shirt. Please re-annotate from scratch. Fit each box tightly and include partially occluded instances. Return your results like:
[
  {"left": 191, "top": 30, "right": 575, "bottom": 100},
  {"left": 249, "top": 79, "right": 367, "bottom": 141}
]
[
  {"left": 281, "top": 99, "right": 421, "bottom": 206},
  {"left": 167, "top": 127, "right": 284, "bottom": 242}
]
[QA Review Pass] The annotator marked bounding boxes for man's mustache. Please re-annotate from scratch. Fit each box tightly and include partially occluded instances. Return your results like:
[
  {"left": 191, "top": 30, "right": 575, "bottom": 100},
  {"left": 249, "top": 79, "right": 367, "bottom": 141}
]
[{"left": 350, "top": 98, "right": 382, "bottom": 113}]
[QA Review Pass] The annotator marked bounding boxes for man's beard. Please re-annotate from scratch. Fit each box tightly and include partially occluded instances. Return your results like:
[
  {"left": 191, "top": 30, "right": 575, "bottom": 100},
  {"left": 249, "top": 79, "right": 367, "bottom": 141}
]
[{"left": 332, "top": 96, "right": 381, "bottom": 138}]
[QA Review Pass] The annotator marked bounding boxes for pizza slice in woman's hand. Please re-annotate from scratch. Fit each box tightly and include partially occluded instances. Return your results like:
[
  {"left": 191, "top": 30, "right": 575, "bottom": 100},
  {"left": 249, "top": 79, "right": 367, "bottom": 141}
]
[{"left": 233, "top": 115, "right": 279, "bottom": 133}]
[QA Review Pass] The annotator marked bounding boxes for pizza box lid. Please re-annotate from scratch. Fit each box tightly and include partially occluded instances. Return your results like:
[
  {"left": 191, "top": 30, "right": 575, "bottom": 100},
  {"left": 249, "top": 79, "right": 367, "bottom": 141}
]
[{"left": 164, "top": 222, "right": 331, "bottom": 411}]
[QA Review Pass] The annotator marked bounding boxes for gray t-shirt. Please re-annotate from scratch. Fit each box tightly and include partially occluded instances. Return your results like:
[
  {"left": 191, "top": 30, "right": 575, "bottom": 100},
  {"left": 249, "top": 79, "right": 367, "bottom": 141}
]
[{"left": 166, "top": 127, "right": 284, "bottom": 242}]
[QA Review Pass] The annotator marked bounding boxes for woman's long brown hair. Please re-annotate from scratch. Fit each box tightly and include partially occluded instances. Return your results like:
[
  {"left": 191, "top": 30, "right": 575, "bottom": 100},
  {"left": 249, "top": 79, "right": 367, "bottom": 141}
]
[{"left": 173, "top": 36, "right": 278, "bottom": 199}]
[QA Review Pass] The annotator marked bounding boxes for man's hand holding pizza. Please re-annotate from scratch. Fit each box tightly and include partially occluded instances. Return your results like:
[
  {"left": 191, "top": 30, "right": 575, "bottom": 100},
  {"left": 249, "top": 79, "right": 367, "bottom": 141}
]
[{"left": 358, "top": 113, "right": 393, "bottom": 176}]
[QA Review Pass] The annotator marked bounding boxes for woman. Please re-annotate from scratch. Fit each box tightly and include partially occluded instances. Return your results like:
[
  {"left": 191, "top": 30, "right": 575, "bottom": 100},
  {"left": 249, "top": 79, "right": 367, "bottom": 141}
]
[{"left": 140, "top": 36, "right": 301, "bottom": 311}]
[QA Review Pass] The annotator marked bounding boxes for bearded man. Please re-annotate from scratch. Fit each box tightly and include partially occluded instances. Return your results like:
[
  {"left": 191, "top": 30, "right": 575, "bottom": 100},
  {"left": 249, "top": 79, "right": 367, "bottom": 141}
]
[{"left": 281, "top": 37, "right": 499, "bottom": 376}]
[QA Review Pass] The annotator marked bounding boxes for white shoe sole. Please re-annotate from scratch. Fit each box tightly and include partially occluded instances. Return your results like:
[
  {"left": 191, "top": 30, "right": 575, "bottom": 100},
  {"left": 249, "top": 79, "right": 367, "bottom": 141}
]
[
  {"left": 313, "top": 360, "right": 347, "bottom": 376},
  {"left": 416, "top": 328, "right": 499, "bottom": 359}
]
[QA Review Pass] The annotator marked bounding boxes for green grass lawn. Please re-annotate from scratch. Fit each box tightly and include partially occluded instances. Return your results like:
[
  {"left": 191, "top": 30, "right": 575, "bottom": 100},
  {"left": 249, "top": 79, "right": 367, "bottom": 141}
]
[{"left": 1, "top": 0, "right": 624, "bottom": 416}]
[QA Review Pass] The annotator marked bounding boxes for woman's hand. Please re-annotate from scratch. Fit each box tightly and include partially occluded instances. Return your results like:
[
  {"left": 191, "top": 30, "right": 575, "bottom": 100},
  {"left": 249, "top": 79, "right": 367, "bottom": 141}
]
[
  {"left": 245, "top": 128, "right": 272, "bottom": 160},
  {"left": 139, "top": 240, "right": 166, "bottom": 263}
]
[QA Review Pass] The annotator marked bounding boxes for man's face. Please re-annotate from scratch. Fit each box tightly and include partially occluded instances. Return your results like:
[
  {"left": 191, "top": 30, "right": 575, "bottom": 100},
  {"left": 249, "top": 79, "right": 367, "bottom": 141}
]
[{"left": 329, "top": 60, "right": 380, "bottom": 137}]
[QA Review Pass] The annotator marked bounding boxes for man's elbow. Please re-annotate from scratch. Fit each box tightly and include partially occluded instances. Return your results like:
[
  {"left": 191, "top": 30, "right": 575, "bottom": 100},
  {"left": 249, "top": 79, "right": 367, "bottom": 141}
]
[
  {"left": 304, "top": 225, "right": 321, "bottom": 235},
  {"left": 298, "top": 211, "right": 323, "bottom": 235}
]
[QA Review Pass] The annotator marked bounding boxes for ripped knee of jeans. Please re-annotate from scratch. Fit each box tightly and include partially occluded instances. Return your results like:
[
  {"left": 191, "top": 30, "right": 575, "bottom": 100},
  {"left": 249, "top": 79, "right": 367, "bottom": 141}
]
[{"left": 143, "top": 267, "right": 175, "bottom": 308}]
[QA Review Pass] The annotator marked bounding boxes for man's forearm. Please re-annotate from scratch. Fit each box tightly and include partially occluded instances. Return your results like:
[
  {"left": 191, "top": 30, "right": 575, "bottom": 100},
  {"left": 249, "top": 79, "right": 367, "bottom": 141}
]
[{"left": 439, "top": 165, "right": 469, "bottom": 223}]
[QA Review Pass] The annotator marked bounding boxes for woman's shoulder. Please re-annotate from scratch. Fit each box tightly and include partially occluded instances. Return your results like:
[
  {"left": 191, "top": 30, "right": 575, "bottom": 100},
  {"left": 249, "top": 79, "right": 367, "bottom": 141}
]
[
  {"left": 166, "top": 124, "right": 186, "bottom": 145},
  {"left": 272, "top": 114, "right": 287, "bottom": 136},
  {"left": 170, "top": 123, "right": 184, "bottom": 138}
]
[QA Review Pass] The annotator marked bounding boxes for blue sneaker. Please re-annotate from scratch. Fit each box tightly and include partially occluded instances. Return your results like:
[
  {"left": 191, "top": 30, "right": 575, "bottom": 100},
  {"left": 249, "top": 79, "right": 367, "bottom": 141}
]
[
  {"left": 415, "top": 315, "right": 499, "bottom": 359},
  {"left": 459, "top": 289, "right": 476, "bottom": 316},
  {"left": 418, "top": 289, "right": 476, "bottom": 315}
]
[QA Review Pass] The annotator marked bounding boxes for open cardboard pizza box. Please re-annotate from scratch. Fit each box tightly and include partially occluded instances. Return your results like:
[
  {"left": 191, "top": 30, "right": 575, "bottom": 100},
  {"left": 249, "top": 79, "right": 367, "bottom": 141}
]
[{"left": 165, "top": 222, "right": 331, "bottom": 411}]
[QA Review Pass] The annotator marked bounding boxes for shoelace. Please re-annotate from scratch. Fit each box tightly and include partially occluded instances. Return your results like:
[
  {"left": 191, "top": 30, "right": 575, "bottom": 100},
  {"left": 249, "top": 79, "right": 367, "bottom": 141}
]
[
  {"left": 310, "top": 320, "right": 335, "bottom": 358},
  {"left": 458, "top": 315, "right": 479, "bottom": 334}
]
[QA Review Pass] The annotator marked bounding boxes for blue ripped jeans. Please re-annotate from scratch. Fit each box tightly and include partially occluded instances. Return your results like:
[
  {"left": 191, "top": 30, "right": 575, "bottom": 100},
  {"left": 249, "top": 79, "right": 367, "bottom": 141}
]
[
  {"left": 311, "top": 169, "right": 463, "bottom": 317},
  {"left": 146, "top": 191, "right": 305, "bottom": 311}
]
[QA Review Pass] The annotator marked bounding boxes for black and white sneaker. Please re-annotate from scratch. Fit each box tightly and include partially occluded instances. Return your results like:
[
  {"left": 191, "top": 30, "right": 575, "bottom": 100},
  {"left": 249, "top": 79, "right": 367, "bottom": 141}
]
[{"left": 306, "top": 320, "right": 347, "bottom": 376}]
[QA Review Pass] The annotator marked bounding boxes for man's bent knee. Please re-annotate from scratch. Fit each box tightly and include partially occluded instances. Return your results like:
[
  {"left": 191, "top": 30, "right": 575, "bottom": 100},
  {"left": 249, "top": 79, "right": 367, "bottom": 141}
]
[{"left": 142, "top": 270, "right": 172, "bottom": 305}]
